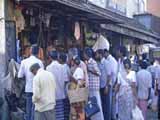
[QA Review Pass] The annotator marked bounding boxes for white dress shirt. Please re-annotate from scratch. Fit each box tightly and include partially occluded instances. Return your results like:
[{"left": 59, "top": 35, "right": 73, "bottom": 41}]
[
  {"left": 46, "top": 61, "right": 66, "bottom": 100},
  {"left": 32, "top": 69, "right": 56, "bottom": 112},
  {"left": 61, "top": 64, "right": 71, "bottom": 82},
  {"left": 18, "top": 56, "right": 44, "bottom": 93},
  {"left": 137, "top": 69, "right": 152, "bottom": 100},
  {"left": 105, "top": 55, "right": 118, "bottom": 86}
]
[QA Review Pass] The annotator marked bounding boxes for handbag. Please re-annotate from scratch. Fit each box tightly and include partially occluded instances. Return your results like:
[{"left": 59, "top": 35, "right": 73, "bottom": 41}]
[
  {"left": 132, "top": 106, "right": 144, "bottom": 120},
  {"left": 84, "top": 96, "right": 100, "bottom": 118}
]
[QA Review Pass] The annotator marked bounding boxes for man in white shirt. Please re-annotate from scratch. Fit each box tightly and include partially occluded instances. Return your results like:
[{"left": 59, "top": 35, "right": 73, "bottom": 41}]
[
  {"left": 104, "top": 49, "right": 118, "bottom": 120},
  {"left": 18, "top": 45, "right": 44, "bottom": 120},
  {"left": 59, "top": 53, "right": 71, "bottom": 120},
  {"left": 46, "top": 51, "right": 65, "bottom": 120},
  {"left": 30, "top": 63, "right": 56, "bottom": 120},
  {"left": 137, "top": 61, "right": 152, "bottom": 120},
  {"left": 95, "top": 49, "right": 107, "bottom": 120}
]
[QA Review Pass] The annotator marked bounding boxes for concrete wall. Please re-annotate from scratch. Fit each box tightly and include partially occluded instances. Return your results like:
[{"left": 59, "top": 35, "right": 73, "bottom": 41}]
[
  {"left": 107, "top": 0, "right": 146, "bottom": 18},
  {"left": 126, "top": 0, "right": 147, "bottom": 18},
  {"left": 0, "top": 0, "right": 7, "bottom": 80},
  {"left": 147, "top": 0, "right": 160, "bottom": 17}
]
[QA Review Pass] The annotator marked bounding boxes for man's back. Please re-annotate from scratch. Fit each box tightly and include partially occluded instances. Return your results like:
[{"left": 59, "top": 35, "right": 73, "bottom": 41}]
[
  {"left": 33, "top": 69, "right": 56, "bottom": 112},
  {"left": 137, "top": 69, "right": 152, "bottom": 99},
  {"left": 18, "top": 55, "right": 44, "bottom": 92},
  {"left": 46, "top": 61, "right": 65, "bottom": 100}
]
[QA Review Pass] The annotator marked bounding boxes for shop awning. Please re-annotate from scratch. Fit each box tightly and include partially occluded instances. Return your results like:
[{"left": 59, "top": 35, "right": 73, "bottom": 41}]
[
  {"left": 102, "top": 23, "right": 160, "bottom": 44},
  {"left": 17, "top": 0, "right": 122, "bottom": 24}
]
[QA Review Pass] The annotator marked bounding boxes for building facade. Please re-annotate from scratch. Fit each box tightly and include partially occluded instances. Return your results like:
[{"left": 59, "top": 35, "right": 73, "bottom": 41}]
[
  {"left": 147, "top": 0, "right": 160, "bottom": 17},
  {"left": 105, "top": 0, "right": 147, "bottom": 17}
]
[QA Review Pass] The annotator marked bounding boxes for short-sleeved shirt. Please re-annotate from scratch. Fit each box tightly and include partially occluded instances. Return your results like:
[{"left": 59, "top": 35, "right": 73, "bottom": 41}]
[
  {"left": 87, "top": 58, "right": 101, "bottom": 91},
  {"left": 118, "top": 70, "right": 136, "bottom": 87},
  {"left": 73, "top": 67, "right": 84, "bottom": 81},
  {"left": 98, "top": 58, "right": 107, "bottom": 88},
  {"left": 46, "top": 61, "right": 66, "bottom": 100},
  {"left": 62, "top": 64, "right": 71, "bottom": 82},
  {"left": 137, "top": 69, "right": 152, "bottom": 100},
  {"left": 18, "top": 56, "right": 44, "bottom": 93},
  {"left": 105, "top": 55, "right": 118, "bottom": 86}
]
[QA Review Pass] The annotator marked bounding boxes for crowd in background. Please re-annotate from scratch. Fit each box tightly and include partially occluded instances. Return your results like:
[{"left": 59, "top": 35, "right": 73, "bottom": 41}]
[{"left": 18, "top": 44, "right": 160, "bottom": 120}]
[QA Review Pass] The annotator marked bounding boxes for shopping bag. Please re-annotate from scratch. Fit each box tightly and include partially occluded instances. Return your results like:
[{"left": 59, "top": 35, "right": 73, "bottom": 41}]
[
  {"left": 84, "top": 96, "right": 100, "bottom": 118},
  {"left": 132, "top": 106, "right": 144, "bottom": 120}
]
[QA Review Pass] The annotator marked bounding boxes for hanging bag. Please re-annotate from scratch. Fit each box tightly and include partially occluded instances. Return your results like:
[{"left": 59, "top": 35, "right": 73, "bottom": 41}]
[
  {"left": 132, "top": 105, "right": 144, "bottom": 120},
  {"left": 84, "top": 96, "right": 100, "bottom": 118}
]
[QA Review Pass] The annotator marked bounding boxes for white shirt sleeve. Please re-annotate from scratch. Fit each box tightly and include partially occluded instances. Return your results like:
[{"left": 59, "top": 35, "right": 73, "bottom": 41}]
[
  {"left": 32, "top": 76, "right": 41, "bottom": 103},
  {"left": 148, "top": 72, "right": 152, "bottom": 88},
  {"left": 73, "top": 68, "right": 84, "bottom": 81},
  {"left": 155, "top": 67, "right": 160, "bottom": 79},
  {"left": 104, "top": 61, "right": 111, "bottom": 76},
  {"left": 18, "top": 61, "right": 25, "bottom": 78}
]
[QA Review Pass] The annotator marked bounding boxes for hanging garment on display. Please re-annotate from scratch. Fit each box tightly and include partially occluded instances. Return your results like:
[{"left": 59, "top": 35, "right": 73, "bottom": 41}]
[
  {"left": 92, "top": 35, "right": 110, "bottom": 52},
  {"left": 14, "top": 8, "right": 25, "bottom": 37},
  {"left": 74, "top": 22, "right": 81, "bottom": 40}
]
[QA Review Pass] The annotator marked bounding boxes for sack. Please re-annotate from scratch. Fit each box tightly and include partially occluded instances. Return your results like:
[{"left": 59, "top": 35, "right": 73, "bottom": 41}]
[
  {"left": 84, "top": 96, "right": 100, "bottom": 118},
  {"left": 132, "top": 106, "right": 144, "bottom": 120},
  {"left": 67, "top": 83, "right": 88, "bottom": 104},
  {"left": 92, "top": 35, "right": 110, "bottom": 52}
]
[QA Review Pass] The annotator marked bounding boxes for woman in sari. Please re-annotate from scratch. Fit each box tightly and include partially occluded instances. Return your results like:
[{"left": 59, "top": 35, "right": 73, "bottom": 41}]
[
  {"left": 116, "top": 58, "right": 136, "bottom": 120},
  {"left": 69, "top": 56, "right": 86, "bottom": 120}
]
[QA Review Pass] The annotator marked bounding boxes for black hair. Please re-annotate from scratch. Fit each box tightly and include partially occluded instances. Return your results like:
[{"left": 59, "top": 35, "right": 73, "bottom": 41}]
[
  {"left": 59, "top": 53, "right": 67, "bottom": 63},
  {"left": 84, "top": 47, "right": 93, "bottom": 58},
  {"left": 97, "top": 49, "right": 104, "bottom": 56},
  {"left": 30, "top": 63, "right": 40, "bottom": 72},
  {"left": 140, "top": 60, "right": 148, "bottom": 69},
  {"left": 142, "top": 53, "right": 147, "bottom": 60},
  {"left": 123, "top": 58, "right": 131, "bottom": 69},
  {"left": 31, "top": 44, "right": 39, "bottom": 55},
  {"left": 119, "top": 46, "right": 127, "bottom": 57},
  {"left": 49, "top": 50, "right": 58, "bottom": 60},
  {"left": 73, "top": 56, "right": 81, "bottom": 66}
]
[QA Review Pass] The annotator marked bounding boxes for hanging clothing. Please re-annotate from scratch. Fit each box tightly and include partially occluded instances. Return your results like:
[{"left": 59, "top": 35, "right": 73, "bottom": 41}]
[{"left": 74, "top": 22, "right": 81, "bottom": 40}]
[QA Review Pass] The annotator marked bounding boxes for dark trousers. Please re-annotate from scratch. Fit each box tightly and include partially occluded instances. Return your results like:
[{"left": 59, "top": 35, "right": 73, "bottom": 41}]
[
  {"left": 25, "top": 93, "right": 34, "bottom": 120},
  {"left": 100, "top": 87, "right": 112, "bottom": 120}
]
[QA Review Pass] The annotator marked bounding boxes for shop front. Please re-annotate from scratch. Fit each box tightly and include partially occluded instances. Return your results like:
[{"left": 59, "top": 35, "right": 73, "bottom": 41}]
[{"left": 4, "top": 0, "right": 121, "bottom": 65}]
